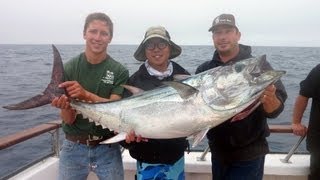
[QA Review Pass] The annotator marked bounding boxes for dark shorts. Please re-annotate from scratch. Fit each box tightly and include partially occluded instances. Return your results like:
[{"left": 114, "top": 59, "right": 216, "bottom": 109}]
[{"left": 211, "top": 156, "right": 265, "bottom": 180}]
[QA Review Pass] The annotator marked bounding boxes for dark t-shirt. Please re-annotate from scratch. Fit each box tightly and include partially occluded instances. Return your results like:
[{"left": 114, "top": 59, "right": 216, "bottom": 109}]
[{"left": 299, "top": 64, "right": 320, "bottom": 151}]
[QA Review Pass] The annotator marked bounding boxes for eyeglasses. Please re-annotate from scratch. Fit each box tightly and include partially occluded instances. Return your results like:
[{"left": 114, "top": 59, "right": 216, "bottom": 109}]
[{"left": 145, "top": 41, "right": 168, "bottom": 50}]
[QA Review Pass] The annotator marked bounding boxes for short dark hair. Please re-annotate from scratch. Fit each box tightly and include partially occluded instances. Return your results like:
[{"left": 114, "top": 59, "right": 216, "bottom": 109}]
[{"left": 83, "top": 12, "right": 113, "bottom": 38}]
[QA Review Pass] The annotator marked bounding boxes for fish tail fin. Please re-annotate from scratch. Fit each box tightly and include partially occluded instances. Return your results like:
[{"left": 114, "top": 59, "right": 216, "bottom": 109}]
[{"left": 3, "top": 44, "right": 65, "bottom": 110}]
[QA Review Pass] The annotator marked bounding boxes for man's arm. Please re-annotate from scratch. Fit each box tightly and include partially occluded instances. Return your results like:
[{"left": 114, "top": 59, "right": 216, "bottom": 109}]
[
  {"left": 52, "top": 80, "right": 124, "bottom": 124},
  {"left": 59, "top": 81, "right": 122, "bottom": 102},
  {"left": 292, "top": 95, "right": 308, "bottom": 136},
  {"left": 84, "top": 91, "right": 122, "bottom": 102}
]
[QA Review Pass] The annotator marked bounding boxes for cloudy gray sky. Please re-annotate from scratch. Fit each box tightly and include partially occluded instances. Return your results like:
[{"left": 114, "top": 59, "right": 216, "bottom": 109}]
[{"left": 1, "top": 0, "right": 319, "bottom": 47}]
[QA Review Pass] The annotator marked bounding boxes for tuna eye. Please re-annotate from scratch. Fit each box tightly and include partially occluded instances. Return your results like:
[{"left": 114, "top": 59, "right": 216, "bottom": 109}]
[{"left": 235, "top": 64, "right": 245, "bottom": 73}]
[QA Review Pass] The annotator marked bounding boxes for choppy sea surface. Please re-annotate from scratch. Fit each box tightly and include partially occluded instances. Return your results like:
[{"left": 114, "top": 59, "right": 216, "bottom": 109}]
[{"left": 0, "top": 44, "right": 319, "bottom": 177}]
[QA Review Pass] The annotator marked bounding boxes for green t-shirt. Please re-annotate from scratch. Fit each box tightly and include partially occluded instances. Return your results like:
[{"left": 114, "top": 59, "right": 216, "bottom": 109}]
[{"left": 62, "top": 53, "right": 129, "bottom": 136}]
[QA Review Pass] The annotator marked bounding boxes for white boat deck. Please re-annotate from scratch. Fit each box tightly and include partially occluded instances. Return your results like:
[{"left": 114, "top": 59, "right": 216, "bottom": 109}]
[{"left": 9, "top": 150, "right": 309, "bottom": 180}]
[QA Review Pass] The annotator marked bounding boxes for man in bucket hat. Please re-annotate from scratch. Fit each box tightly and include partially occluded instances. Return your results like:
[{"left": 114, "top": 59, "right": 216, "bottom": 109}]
[
  {"left": 196, "top": 14, "right": 287, "bottom": 180},
  {"left": 124, "top": 26, "right": 189, "bottom": 180},
  {"left": 134, "top": 26, "right": 182, "bottom": 61}
]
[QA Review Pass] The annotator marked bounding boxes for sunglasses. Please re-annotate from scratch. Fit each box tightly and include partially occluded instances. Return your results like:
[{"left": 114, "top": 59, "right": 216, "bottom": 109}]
[{"left": 145, "top": 41, "right": 168, "bottom": 50}]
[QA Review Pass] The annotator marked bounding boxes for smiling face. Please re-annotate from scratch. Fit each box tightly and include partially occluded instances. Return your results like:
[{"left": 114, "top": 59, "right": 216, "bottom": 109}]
[
  {"left": 83, "top": 20, "right": 112, "bottom": 57},
  {"left": 212, "top": 25, "right": 241, "bottom": 57},
  {"left": 144, "top": 37, "right": 171, "bottom": 72}
]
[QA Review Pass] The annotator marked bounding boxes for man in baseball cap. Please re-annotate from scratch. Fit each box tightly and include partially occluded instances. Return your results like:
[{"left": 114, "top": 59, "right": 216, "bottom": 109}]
[{"left": 196, "top": 13, "right": 287, "bottom": 180}]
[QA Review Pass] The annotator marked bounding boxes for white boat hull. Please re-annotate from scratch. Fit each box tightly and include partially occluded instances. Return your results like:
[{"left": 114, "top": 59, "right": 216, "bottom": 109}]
[{"left": 9, "top": 150, "right": 309, "bottom": 180}]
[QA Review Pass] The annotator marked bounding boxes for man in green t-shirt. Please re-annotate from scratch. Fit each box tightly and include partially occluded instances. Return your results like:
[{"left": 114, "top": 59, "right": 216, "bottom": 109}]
[{"left": 51, "top": 12, "right": 129, "bottom": 180}]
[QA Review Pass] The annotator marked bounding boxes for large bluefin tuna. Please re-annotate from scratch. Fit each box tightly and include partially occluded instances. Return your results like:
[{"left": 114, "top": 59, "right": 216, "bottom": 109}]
[{"left": 3, "top": 45, "right": 285, "bottom": 147}]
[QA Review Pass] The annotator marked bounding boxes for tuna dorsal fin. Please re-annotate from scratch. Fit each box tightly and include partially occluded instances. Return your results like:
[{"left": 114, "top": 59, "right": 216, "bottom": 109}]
[
  {"left": 3, "top": 44, "right": 65, "bottom": 110},
  {"left": 173, "top": 74, "right": 191, "bottom": 81},
  {"left": 162, "top": 81, "right": 199, "bottom": 99},
  {"left": 122, "top": 84, "right": 144, "bottom": 95}
]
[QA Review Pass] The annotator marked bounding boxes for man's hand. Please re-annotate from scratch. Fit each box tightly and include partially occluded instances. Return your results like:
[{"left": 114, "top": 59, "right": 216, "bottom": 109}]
[
  {"left": 260, "top": 84, "right": 281, "bottom": 113},
  {"left": 292, "top": 123, "right": 308, "bottom": 136},
  {"left": 59, "top": 81, "right": 88, "bottom": 99},
  {"left": 51, "top": 94, "right": 70, "bottom": 109},
  {"left": 51, "top": 94, "right": 76, "bottom": 124},
  {"left": 125, "top": 130, "right": 148, "bottom": 143}
]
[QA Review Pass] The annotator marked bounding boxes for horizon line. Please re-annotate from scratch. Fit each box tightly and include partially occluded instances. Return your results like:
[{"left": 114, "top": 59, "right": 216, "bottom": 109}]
[{"left": 0, "top": 43, "right": 319, "bottom": 48}]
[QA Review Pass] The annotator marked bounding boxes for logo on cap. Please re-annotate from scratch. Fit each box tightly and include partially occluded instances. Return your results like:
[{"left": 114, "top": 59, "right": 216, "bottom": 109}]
[
  {"left": 216, "top": 17, "right": 232, "bottom": 24},
  {"left": 215, "top": 18, "right": 220, "bottom": 24}
]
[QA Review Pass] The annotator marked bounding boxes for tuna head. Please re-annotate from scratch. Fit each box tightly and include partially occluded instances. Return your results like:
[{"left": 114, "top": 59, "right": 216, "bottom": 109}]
[{"left": 186, "top": 55, "right": 285, "bottom": 120}]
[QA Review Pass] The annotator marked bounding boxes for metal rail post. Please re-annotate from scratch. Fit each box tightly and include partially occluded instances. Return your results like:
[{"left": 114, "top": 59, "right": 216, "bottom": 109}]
[
  {"left": 51, "top": 128, "right": 60, "bottom": 157},
  {"left": 280, "top": 135, "right": 306, "bottom": 163},
  {"left": 197, "top": 146, "right": 210, "bottom": 161}
]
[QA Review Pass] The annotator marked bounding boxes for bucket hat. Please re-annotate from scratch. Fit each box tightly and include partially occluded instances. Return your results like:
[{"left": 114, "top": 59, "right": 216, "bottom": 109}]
[{"left": 134, "top": 26, "right": 182, "bottom": 61}]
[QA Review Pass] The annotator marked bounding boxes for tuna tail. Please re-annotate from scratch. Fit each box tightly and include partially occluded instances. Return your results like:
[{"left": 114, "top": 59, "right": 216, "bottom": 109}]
[{"left": 3, "top": 45, "right": 65, "bottom": 110}]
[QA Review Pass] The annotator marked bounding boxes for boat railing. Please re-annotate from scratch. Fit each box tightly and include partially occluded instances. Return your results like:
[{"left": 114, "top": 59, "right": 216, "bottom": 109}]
[
  {"left": 0, "top": 122, "right": 306, "bottom": 161},
  {"left": 0, "top": 120, "right": 62, "bottom": 179},
  {"left": 0, "top": 120, "right": 62, "bottom": 154},
  {"left": 0, "top": 121, "right": 306, "bottom": 179},
  {"left": 197, "top": 124, "right": 306, "bottom": 163}
]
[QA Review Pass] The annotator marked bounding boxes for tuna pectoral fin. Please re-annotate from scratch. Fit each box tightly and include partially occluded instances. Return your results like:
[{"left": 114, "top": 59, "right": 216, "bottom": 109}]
[
  {"left": 162, "top": 81, "right": 199, "bottom": 99},
  {"left": 100, "top": 132, "right": 127, "bottom": 144},
  {"left": 189, "top": 128, "right": 210, "bottom": 148},
  {"left": 3, "top": 93, "right": 52, "bottom": 110}
]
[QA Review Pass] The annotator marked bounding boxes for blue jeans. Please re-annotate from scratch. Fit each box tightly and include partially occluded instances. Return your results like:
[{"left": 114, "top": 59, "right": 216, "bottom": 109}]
[
  {"left": 211, "top": 156, "right": 265, "bottom": 180},
  {"left": 58, "top": 139, "right": 124, "bottom": 180}
]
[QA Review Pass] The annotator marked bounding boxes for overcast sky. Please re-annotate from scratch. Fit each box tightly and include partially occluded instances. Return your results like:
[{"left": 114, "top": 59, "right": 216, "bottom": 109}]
[{"left": 1, "top": 0, "right": 319, "bottom": 47}]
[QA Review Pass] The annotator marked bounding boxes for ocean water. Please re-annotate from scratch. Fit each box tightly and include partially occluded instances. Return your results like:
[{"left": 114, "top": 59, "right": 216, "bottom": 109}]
[{"left": 0, "top": 44, "right": 319, "bottom": 177}]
